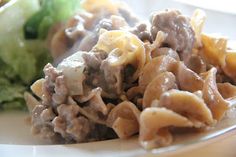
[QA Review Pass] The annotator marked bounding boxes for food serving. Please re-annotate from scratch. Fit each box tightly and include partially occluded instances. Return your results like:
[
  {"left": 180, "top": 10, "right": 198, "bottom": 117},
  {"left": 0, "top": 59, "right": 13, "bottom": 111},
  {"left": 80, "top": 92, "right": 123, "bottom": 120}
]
[{"left": 2, "top": 0, "right": 236, "bottom": 150}]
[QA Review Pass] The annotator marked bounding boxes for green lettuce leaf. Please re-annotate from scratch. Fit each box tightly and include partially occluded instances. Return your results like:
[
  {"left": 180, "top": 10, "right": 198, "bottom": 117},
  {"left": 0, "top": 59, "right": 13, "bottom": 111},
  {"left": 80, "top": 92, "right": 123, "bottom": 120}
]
[
  {"left": 0, "top": 0, "right": 41, "bottom": 83},
  {"left": 0, "top": 83, "right": 25, "bottom": 103},
  {"left": 1, "top": 99, "right": 27, "bottom": 111},
  {"left": 0, "top": 76, "right": 26, "bottom": 110},
  {"left": 0, "top": 0, "right": 42, "bottom": 111},
  {"left": 24, "top": 0, "right": 81, "bottom": 39},
  {"left": 0, "top": 38, "right": 37, "bottom": 83}
]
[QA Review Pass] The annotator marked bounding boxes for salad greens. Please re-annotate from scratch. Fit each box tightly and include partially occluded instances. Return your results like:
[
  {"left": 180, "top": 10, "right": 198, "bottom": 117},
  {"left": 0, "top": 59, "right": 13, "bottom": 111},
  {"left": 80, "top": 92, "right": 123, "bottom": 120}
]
[
  {"left": 0, "top": 0, "right": 81, "bottom": 111},
  {"left": 24, "top": 0, "right": 81, "bottom": 39}
]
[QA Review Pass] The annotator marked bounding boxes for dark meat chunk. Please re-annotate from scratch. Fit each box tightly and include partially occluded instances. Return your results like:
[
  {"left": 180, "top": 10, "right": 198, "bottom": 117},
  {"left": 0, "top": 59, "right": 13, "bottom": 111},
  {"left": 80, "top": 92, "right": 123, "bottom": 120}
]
[
  {"left": 96, "top": 18, "right": 114, "bottom": 31},
  {"left": 82, "top": 51, "right": 107, "bottom": 70},
  {"left": 88, "top": 124, "right": 117, "bottom": 141},
  {"left": 52, "top": 103, "right": 93, "bottom": 142},
  {"left": 131, "top": 23, "right": 152, "bottom": 42},
  {"left": 31, "top": 104, "right": 60, "bottom": 142},
  {"left": 96, "top": 15, "right": 128, "bottom": 31},
  {"left": 83, "top": 51, "right": 124, "bottom": 99},
  {"left": 52, "top": 75, "right": 68, "bottom": 105},
  {"left": 150, "top": 9, "right": 195, "bottom": 54},
  {"left": 42, "top": 64, "right": 62, "bottom": 105},
  {"left": 66, "top": 117, "right": 91, "bottom": 142},
  {"left": 100, "top": 60, "right": 123, "bottom": 98}
]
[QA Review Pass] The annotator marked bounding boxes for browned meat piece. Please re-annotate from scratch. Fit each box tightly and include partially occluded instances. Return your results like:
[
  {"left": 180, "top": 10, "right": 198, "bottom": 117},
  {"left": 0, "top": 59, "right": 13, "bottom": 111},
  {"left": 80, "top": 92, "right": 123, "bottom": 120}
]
[
  {"left": 100, "top": 60, "right": 123, "bottom": 98},
  {"left": 150, "top": 9, "right": 195, "bottom": 54},
  {"left": 42, "top": 63, "right": 63, "bottom": 105},
  {"left": 131, "top": 23, "right": 152, "bottom": 42},
  {"left": 52, "top": 75, "right": 68, "bottom": 105},
  {"left": 52, "top": 103, "right": 92, "bottom": 142},
  {"left": 82, "top": 51, "right": 107, "bottom": 70},
  {"left": 83, "top": 51, "right": 124, "bottom": 99},
  {"left": 95, "top": 15, "right": 128, "bottom": 32}
]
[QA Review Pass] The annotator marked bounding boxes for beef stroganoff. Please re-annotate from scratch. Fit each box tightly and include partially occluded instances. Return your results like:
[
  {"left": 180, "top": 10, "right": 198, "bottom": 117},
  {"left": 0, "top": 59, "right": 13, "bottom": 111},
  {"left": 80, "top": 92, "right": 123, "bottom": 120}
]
[{"left": 25, "top": 0, "right": 236, "bottom": 149}]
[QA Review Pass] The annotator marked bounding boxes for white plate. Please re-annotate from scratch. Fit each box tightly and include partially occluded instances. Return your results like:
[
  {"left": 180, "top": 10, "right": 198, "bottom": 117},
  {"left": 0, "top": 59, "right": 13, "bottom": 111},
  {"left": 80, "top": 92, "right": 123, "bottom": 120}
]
[
  {"left": 1, "top": 1, "right": 236, "bottom": 157},
  {"left": 1, "top": 110, "right": 236, "bottom": 157}
]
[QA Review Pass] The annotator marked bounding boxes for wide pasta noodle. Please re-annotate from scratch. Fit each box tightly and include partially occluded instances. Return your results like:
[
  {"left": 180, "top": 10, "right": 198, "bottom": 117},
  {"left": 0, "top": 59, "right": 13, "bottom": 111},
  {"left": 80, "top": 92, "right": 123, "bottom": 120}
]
[
  {"left": 201, "top": 34, "right": 236, "bottom": 82},
  {"left": 75, "top": 87, "right": 108, "bottom": 115},
  {"left": 142, "top": 72, "right": 177, "bottom": 108},
  {"left": 106, "top": 101, "right": 140, "bottom": 138},
  {"left": 201, "top": 34, "right": 227, "bottom": 66},
  {"left": 222, "top": 52, "right": 236, "bottom": 82},
  {"left": 217, "top": 83, "right": 236, "bottom": 99},
  {"left": 30, "top": 78, "right": 45, "bottom": 99},
  {"left": 190, "top": 9, "right": 206, "bottom": 48},
  {"left": 139, "top": 107, "right": 193, "bottom": 149},
  {"left": 159, "top": 89, "right": 214, "bottom": 126},
  {"left": 93, "top": 30, "right": 146, "bottom": 82},
  {"left": 81, "top": 0, "right": 120, "bottom": 14},
  {"left": 151, "top": 47, "right": 180, "bottom": 60},
  {"left": 68, "top": 97, "right": 107, "bottom": 125},
  {"left": 202, "top": 68, "right": 229, "bottom": 120},
  {"left": 139, "top": 55, "right": 177, "bottom": 89},
  {"left": 143, "top": 31, "right": 167, "bottom": 63},
  {"left": 175, "top": 62, "right": 204, "bottom": 92}
]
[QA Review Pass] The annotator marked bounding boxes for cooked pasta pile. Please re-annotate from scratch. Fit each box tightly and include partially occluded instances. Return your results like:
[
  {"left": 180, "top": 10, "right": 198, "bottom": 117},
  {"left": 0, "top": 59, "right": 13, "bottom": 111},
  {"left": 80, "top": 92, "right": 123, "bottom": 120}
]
[{"left": 25, "top": 0, "right": 236, "bottom": 149}]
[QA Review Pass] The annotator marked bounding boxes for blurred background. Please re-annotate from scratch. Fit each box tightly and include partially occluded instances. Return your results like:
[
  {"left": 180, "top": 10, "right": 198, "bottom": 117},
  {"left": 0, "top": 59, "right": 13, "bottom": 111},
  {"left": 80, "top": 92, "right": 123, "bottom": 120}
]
[{"left": 124, "top": 0, "right": 236, "bottom": 39}]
